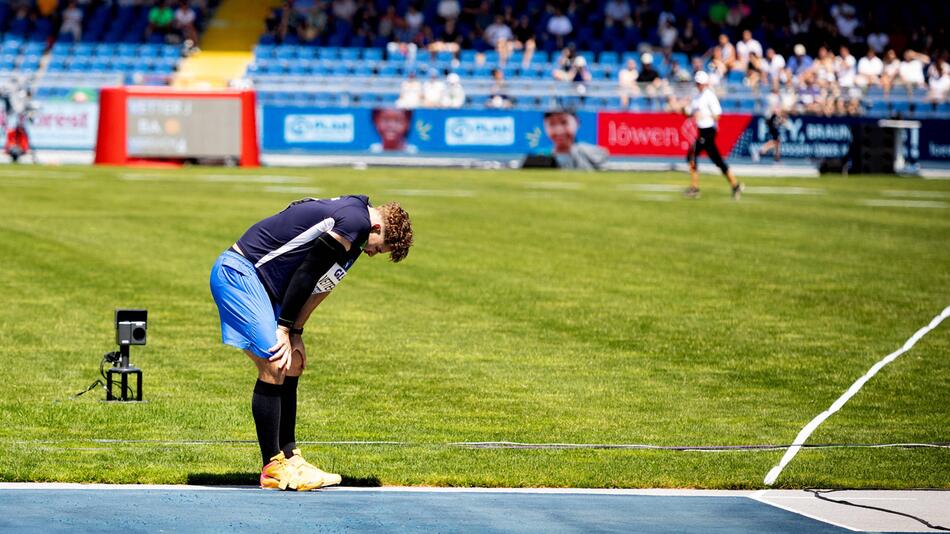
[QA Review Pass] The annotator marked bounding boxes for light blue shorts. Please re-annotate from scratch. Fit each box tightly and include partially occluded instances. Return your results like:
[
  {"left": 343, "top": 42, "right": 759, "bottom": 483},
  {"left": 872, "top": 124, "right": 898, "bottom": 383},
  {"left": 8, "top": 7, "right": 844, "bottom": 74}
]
[{"left": 209, "top": 250, "right": 280, "bottom": 359}]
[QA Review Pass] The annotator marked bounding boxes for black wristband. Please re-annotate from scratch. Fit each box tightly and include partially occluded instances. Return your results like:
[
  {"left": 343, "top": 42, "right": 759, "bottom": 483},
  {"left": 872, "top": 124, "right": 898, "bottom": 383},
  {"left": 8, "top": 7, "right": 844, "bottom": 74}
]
[
  {"left": 277, "top": 318, "right": 294, "bottom": 329},
  {"left": 290, "top": 327, "right": 304, "bottom": 335}
]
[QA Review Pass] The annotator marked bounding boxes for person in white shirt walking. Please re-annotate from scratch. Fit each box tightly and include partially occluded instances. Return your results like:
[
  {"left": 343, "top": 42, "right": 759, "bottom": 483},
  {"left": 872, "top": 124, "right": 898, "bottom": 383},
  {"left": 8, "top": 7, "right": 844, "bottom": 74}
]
[{"left": 675, "top": 71, "right": 743, "bottom": 199}]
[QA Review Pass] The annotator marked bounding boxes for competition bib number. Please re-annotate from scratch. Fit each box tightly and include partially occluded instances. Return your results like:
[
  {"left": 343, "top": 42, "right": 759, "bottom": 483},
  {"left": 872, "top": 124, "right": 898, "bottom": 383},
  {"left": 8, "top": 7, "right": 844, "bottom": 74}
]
[{"left": 312, "top": 263, "right": 347, "bottom": 294}]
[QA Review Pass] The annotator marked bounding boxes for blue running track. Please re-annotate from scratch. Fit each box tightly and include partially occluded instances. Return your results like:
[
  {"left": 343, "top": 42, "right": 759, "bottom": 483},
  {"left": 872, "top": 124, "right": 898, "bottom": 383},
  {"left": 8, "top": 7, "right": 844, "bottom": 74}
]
[{"left": 0, "top": 486, "right": 853, "bottom": 533}]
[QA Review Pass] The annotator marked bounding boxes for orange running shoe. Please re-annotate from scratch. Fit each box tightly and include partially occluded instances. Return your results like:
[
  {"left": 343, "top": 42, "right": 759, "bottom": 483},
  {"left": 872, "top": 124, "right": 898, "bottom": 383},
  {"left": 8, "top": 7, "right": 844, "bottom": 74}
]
[
  {"left": 260, "top": 451, "right": 301, "bottom": 490},
  {"left": 286, "top": 448, "right": 342, "bottom": 490}
]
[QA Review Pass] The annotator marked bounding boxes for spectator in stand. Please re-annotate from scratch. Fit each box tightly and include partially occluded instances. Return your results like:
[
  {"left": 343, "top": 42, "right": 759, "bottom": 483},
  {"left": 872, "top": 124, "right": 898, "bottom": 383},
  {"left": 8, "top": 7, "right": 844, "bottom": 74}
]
[
  {"left": 736, "top": 30, "right": 762, "bottom": 72},
  {"left": 836, "top": 45, "right": 857, "bottom": 94},
  {"left": 786, "top": 44, "right": 812, "bottom": 81},
  {"left": 377, "top": 6, "right": 402, "bottom": 43},
  {"left": 298, "top": 3, "right": 329, "bottom": 43},
  {"left": 443, "top": 72, "right": 465, "bottom": 108},
  {"left": 146, "top": 0, "right": 175, "bottom": 41},
  {"left": 637, "top": 52, "right": 665, "bottom": 96},
  {"left": 881, "top": 49, "right": 901, "bottom": 95},
  {"left": 59, "top": 1, "right": 83, "bottom": 42},
  {"left": 675, "top": 19, "right": 700, "bottom": 55},
  {"left": 546, "top": 8, "right": 572, "bottom": 49},
  {"left": 332, "top": 0, "right": 357, "bottom": 23},
  {"left": 831, "top": 3, "right": 860, "bottom": 42},
  {"left": 618, "top": 58, "right": 640, "bottom": 107},
  {"left": 927, "top": 57, "right": 950, "bottom": 103},
  {"left": 669, "top": 60, "right": 691, "bottom": 83},
  {"left": 866, "top": 25, "right": 889, "bottom": 54},
  {"left": 789, "top": 11, "right": 809, "bottom": 36},
  {"left": 707, "top": 0, "right": 728, "bottom": 26},
  {"left": 726, "top": 0, "right": 750, "bottom": 27},
  {"left": 856, "top": 48, "right": 883, "bottom": 88},
  {"left": 484, "top": 13, "right": 513, "bottom": 62},
  {"left": 508, "top": 15, "right": 536, "bottom": 67},
  {"left": 812, "top": 47, "right": 837, "bottom": 92},
  {"left": 713, "top": 34, "right": 736, "bottom": 71},
  {"left": 897, "top": 50, "right": 930, "bottom": 92},
  {"left": 437, "top": 0, "right": 460, "bottom": 22},
  {"left": 745, "top": 52, "right": 767, "bottom": 87},
  {"left": 707, "top": 47, "right": 728, "bottom": 83},
  {"left": 797, "top": 70, "right": 823, "bottom": 114},
  {"left": 604, "top": 0, "right": 632, "bottom": 28},
  {"left": 570, "top": 56, "right": 592, "bottom": 85},
  {"left": 174, "top": 0, "right": 198, "bottom": 44},
  {"left": 552, "top": 47, "right": 575, "bottom": 79},
  {"left": 396, "top": 71, "right": 422, "bottom": 109},
  {"left": 764, "top": 48, "right": 786, "bottom": 87},
  {"left": 658, "top": 19, "right": 677, "bottom": 52},
  {"left": 430, "top": 17, "right": 462, "bottom": 53},
  {"left": 403, "top": 4, "right": 424, "bottom": 40},
  {"left": 421, "top": 69, "right": 445, "bottom": 108},
  {"left": 488, "top": 68, "right": 512, "bottom": 109}
]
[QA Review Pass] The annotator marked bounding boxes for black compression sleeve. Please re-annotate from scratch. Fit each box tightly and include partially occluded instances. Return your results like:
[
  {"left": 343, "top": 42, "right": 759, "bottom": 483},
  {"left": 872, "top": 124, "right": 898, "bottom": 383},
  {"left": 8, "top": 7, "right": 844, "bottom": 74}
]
[{"left": 277, "top": 235, "right": 346, "bottom": 328}]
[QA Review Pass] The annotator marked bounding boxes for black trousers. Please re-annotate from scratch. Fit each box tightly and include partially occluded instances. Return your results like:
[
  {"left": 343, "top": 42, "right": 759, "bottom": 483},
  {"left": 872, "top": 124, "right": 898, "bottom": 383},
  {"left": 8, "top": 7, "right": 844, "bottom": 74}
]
[{"left": 687, "top": 127, "right": 729, "bottom": 173}]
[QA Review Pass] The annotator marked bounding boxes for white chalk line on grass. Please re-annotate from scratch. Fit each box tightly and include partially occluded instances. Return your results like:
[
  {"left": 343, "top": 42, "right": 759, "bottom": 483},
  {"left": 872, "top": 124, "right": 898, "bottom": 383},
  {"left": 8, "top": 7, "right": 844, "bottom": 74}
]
[
  {"left": 880, "top": 190, "right": 950, "bottom": 199},
  {"left": 524, "top": 181, "right": 584, "bottom": 190},
  {"left": 12, "top": 439, "right": 948, "bottom": 452},
  {"left": 384, "top": 188, "right": 476, "bottom": 198},
  {"left": 860, "top": 199, "right": 948, "bottom": 209},
  {"left": 763, "top": 305, "right": 950, "bottom": 486},
  {"left": 262, "top": 186, "right": 323, "bottom": 194}
]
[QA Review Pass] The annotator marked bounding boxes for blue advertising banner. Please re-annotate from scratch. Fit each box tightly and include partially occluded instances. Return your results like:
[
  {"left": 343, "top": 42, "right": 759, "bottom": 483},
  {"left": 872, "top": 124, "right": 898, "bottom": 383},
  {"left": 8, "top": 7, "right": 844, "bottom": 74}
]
[
  {"left": 731, "top": 114, "right": 950, "bottom": 162},
  {"left": 259, "top": 105, "right": 597, "bottom": 155}
]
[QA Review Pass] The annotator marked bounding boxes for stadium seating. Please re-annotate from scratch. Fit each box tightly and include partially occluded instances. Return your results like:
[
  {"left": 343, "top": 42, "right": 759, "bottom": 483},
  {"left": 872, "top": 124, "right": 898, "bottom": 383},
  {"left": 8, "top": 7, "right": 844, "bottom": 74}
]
[{"left": 243, "top": 45, "right": 950, "bottom": 118}]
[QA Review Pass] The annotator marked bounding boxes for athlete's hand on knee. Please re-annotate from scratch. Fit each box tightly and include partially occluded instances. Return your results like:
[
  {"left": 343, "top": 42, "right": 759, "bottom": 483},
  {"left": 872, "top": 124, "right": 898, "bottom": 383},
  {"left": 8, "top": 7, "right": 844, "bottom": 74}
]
[
  {"left": 290, "top": 334, "right": 307, "bottom": 370},
  {"left": 268, "top": 326, "right": 293, "bottom": 371}
]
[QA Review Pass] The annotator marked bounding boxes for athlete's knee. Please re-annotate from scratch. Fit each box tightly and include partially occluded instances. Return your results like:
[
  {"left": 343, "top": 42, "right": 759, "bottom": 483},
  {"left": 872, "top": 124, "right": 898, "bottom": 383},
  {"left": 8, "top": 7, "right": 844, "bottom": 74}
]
[
  {"left": 288, "top": 353, "right": 305, "bottom": 376},
  {"left": 246, "top": 350, "right": 285, "bottom": 384}
]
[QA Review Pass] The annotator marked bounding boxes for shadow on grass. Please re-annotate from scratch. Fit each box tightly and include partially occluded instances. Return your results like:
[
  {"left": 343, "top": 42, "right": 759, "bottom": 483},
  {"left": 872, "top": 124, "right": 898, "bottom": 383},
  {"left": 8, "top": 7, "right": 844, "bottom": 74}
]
[{"left": 186, "top": 473, "right": 381, "bottom": 487}]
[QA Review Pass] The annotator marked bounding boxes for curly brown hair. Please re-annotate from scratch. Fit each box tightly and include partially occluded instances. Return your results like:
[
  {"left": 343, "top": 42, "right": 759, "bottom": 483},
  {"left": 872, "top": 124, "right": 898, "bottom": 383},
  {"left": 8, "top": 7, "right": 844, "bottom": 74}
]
[{"left": 379, "top": 202, "right": 413, "bottom": 263}]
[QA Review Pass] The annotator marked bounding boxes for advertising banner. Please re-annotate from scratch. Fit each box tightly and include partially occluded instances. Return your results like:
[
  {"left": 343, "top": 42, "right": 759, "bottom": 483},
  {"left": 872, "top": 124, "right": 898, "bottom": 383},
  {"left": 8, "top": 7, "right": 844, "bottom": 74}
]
[
  {"left": 260, "top": 104, "right": 950, "bottom": 162},
  {"left": 597, "top": 112, "right": 752, "bottom": 156},
  {"left": 126, "top": 97, "right": 242, "bottom": 158},
  {"left": 918, "top": 120, "right": 950, "bottom": 161},
  {"left": 731, "top": 115, "right": 859, "bottom": 160},
  {"left": 26, "top": 100, "right": 100, "bottom": 150},
  {"left": 260, "top": 106, "right": 597, "bottom": 155}
]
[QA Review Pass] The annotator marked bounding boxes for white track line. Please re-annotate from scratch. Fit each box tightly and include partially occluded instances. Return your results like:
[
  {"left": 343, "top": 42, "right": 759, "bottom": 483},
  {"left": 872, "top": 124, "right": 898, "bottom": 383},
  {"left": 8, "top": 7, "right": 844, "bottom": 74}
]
[
  {"left": 763, "top": 306, "right": 950, "bottom": 486},
  {"left": 749, "top": 491, "right": 860, "bottom": 532},
  {"left": 0, "top": 483, "right": 752, "bottom": 496}
]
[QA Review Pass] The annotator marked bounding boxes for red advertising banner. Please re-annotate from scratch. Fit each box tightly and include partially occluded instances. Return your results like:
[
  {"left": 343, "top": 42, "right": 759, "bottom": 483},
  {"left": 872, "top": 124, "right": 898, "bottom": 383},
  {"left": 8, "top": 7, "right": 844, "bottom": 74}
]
[{"left": 597, "top": 112, "right": 753, "bottom": 156}]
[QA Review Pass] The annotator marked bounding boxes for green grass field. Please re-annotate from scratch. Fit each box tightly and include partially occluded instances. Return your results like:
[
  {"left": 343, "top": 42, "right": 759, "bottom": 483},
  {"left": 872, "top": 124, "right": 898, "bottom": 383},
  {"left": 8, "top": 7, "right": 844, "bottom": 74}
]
[{"left": 0, "top": 164, "right": 947, "bottom": 489}]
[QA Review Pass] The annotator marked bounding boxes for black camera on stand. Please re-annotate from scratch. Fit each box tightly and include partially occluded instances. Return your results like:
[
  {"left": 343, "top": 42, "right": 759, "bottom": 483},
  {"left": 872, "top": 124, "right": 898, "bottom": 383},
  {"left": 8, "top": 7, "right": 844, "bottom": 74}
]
[{"left": 107, "top": 309, "right": 147, "bottom": 401}]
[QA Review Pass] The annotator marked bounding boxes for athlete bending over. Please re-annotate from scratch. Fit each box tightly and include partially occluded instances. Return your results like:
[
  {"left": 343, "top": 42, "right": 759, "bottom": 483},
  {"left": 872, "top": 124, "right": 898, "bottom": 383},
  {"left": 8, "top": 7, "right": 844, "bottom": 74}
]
[{"left": 210, "top": 195, "right": 413, "bottom": 490}]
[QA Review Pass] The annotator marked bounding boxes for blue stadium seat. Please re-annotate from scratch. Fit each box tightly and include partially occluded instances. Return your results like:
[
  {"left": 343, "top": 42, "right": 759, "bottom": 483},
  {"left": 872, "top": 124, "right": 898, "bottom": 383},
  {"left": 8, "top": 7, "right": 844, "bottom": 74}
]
[
  {"left": 599, "top": 51, "right": 619, "bottom": 65},
  {"left": 340, "top": 48, "right": 360, "bottom": 60},
  {"left": 868, "top": 100, "right": 889, "bottom": 115},
  {"left": 363, "top": 48, "right": 383, "bottom": 61},
  {"left": 318, "top": 47, "right": 342, "bottom": 60}
]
